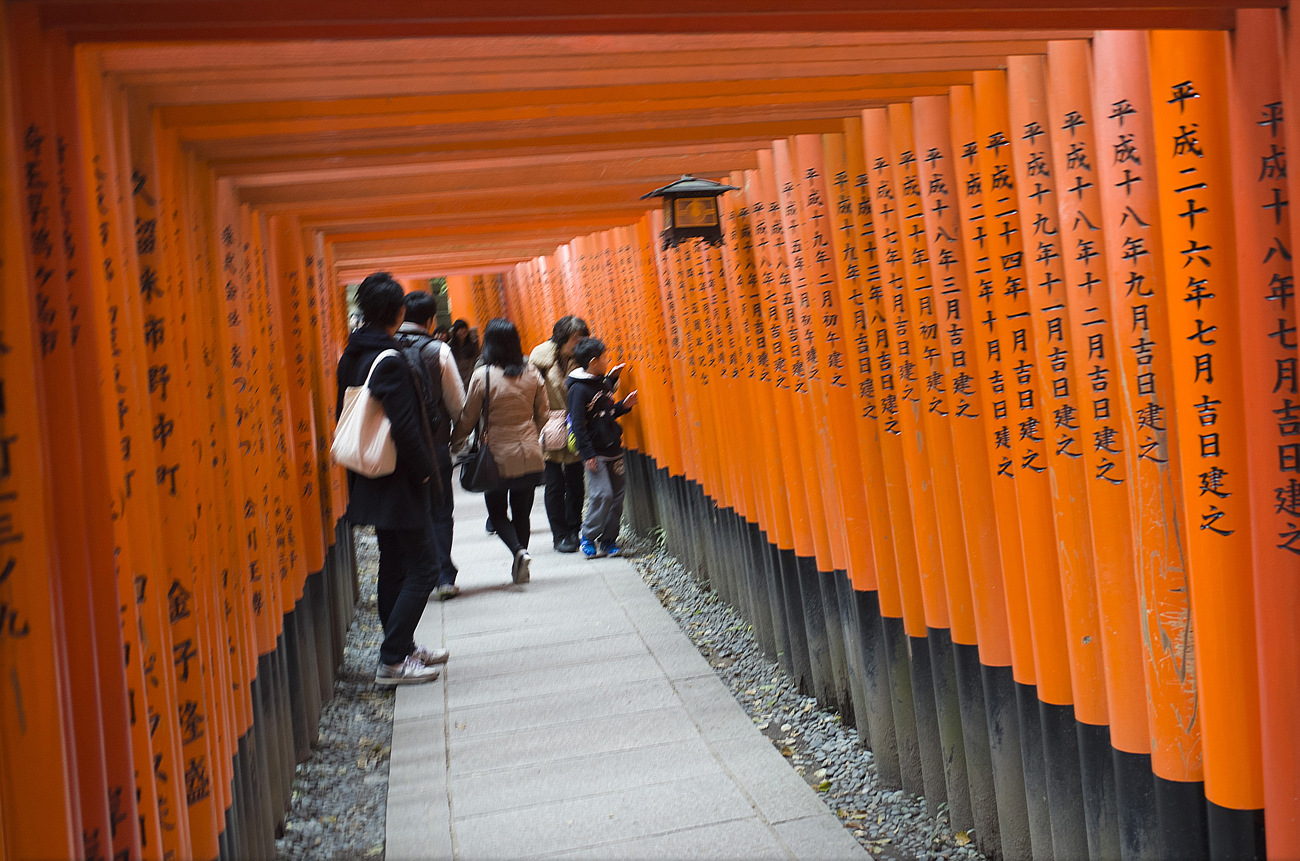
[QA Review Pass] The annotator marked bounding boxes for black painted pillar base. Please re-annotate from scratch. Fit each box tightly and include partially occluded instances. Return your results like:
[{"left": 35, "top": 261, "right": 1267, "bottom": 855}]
[
  {"left": 780, "top": 549, "right": 813, "bottom": 696},
  {"left": 1207, "top": 802, "right": 1266, "bottom": 861},
  {"left": 761, "top": 536, "right": 795, "bottom": 679},
  {"left": 836, "top": 573, "right": 866, "bottom": 737},
  {"left": 910, "top": 633, "right": 949, "bottom": 818},
  {"left": 981, "top": 664, "right": 1031, "bottom": 861},
  {"left": 854, "top": 591, "right": 902, "bottom": 791},
  {"left": 1039, "top": 700, "right": 1088, "bottom": 861},
  {"left": 1155, "top": 775, "right": 1209, "bottom": 861},
  {"left": 927, "top": 629, "right": 973, "bottom": 831},
  {"left": 822, "top": 569, "right": 853, "bottom": 721},
  {"left": 1077, "top": 721, "right": 1121, "bottom": 861},
  {"left": 795, "top": 555, "right": 832, "bottom": 705},
  {"left": 1016, "top": 682, "right": 1055, "bottom": 860},
  {"left": 953, "top": 643, "right": 1003, "bottom": 860},
  {"left": 1114, "top": 749, "right": 1159, "bottom": 861},
  {"left": 880, "top": 616, "right": 925, "bottom": 797}
]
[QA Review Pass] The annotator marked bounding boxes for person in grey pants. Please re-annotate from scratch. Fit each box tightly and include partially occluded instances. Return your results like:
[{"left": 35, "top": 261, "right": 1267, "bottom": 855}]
[{"left": 565, "top": 337, "right": 638, "bottom": 559}]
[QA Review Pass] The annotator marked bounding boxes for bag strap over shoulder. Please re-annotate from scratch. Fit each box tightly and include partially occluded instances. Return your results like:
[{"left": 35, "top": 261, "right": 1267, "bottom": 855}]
[{"left": 363, "top": 349, "right": 399, "bottom": 389}]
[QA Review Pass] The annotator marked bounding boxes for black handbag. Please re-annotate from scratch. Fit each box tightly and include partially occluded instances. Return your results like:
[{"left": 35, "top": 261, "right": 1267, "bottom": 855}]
[{"left": 460, "top": 368, "right": 500, "bottom": 493}]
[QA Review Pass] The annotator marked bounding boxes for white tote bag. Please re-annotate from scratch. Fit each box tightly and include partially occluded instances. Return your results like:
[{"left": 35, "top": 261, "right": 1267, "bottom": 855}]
[{"left": 331, "top": 349, "right": 400, "bottom": 478}]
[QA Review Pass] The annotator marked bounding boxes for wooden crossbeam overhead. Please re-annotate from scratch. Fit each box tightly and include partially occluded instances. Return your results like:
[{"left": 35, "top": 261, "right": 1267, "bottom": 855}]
[
  {"left": 222, "top": 142, "right": 769, "bottom": 185},
  {"left": 235, "top": 153, "right": 762, "bottom": 205},
  {"left": 62, "top": 6, "right": 1268, "bottom": 273},
  {"left": 90, "top": 31, "right": 1097, "bottom": 70},
  {"left": 185, "top": 116, "right": 867, "bottom": 160},
  {"left": 37, "top": 1, "right": 1260, "bottom": 40}
]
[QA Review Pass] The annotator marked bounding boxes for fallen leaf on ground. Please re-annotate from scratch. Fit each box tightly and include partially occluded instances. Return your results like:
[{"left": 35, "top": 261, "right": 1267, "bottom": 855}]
[{"left": 955, "top": 831, "right": 971, "bottom": 846}]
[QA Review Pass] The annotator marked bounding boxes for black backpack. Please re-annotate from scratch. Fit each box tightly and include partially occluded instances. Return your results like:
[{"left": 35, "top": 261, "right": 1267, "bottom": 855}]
[{"left": 396, "top": 331, "right": 450, "bottom": 444}]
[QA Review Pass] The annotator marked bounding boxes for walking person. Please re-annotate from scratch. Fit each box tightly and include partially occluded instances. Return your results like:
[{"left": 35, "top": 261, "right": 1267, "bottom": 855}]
[
  {"left": 335, "top": 272, "right": 449, "bottom": 686},
  {"left": 566, "top": 337, "right": 638, "bottom": 559},
  {"left": 396, "top": 290, "right": 466, "bottom": 600},
  {"left": 452, "top": 318, "right": 549, "bottom": 585},
  {"left": 449, "top": 318, "right": 480, "bottom": 389},
  {"left": 529, "top": 315, "right": 590, "bottom": 553}
]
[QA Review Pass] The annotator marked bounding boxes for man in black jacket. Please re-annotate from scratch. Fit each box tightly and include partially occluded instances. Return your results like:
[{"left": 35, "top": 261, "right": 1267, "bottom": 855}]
[
  {"left": 566, "top": 337, "right": 638, "bottom": 559},
  {"left": 396, "top": 290, "right": 466, "bottom": 600},
  {"left": 336, "top": 273, "right": 449, "bottom": 685}
]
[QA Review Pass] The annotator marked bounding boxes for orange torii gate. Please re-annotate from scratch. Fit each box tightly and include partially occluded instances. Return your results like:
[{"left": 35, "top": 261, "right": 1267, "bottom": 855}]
[{"left": 2, "top": 4, "right": 1298, "bottom": 861}]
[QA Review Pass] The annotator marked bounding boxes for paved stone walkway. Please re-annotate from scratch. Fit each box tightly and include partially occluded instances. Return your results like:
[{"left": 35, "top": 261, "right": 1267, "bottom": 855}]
[{"left": 385, "top": 485, "right": 867, "bottom": 860}]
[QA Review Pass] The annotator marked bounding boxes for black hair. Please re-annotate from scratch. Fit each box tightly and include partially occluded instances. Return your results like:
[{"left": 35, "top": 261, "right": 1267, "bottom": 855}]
[
  {"left": 356, "top": 271, "right": 405, "bottom": 328},
  {"left": 572, "top": 336, "right": 606, "bottom": 370},
  {"left": 403, "top": 290, "right": 437, "bottom": 327},
  {"left": 433, "top": 325, "right": 450, "bottom": 339},
  {"left": 450, "top": 319, "right": 469, "bottom": 334},
  {"left": 550, "top": 315, "right": 590, "bottom": 348},
  {"left": 480, "top": 318, "right": 526, "bottom": 378}
]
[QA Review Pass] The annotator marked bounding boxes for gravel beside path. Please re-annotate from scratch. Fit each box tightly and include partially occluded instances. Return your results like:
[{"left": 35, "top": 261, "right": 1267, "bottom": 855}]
[
  {"left": 277, "top": 528, "right": 393, "bottom": 861},
  {"left": 625, "top": 534, "right": 988, "bottom": 861}
]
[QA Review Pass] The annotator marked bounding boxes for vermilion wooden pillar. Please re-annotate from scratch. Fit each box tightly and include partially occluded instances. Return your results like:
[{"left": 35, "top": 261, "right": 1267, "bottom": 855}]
[
  {"left": 1148, "top": 28, "right": 1265, "bottom": 860},
  {"left": 1230, "top": 11, "right": 1300, "bottom": 861}
]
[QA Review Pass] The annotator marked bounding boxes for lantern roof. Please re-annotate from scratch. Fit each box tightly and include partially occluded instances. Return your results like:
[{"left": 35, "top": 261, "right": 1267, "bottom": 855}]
[{"left": 641, "top": 175, "right": 740, "bottom": 200}]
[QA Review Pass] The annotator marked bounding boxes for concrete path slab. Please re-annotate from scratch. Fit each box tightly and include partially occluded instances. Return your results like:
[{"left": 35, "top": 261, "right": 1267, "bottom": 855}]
[{"left": 385, "top": 484, "right": 865, "bottom": 861}]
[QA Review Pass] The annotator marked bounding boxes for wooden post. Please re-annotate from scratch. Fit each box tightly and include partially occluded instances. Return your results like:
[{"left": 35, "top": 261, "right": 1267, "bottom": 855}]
[{"left": 1148, "top": 28, "right": 1265, "bottom": 858}]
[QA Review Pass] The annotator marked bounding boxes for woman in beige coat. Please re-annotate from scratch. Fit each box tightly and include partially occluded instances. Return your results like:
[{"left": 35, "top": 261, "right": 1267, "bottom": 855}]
[
  {"left": 452, "top": 318, "right": 549, "bottom": 584},
  {"left": 529, "top": 315, "right": 589, "bottom": 553}
]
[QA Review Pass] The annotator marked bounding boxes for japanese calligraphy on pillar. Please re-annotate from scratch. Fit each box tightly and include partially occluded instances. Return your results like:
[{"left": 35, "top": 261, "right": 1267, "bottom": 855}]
[
  {"left": 1047, "top": 38, "right": 1152, "bottom": 758},
  {"left": 1227, "top": 9, "right": 1300, "bottom": 840},
  {"left": 1148, "top": 29, "right": 1263, "bottom": 813},
  {"left": 126, "top": 122, "right": 220, "bottom": 843},
  {"left": 949, "top": 83, "right": 1038, "bottom": 685},
  {"left": 1092, "top": 30, "right": 1201, "bottom": 778},
  {"left": 863, "top": 108, "right": 940, "bottom": 639},
  {"left": 914, "top": 95, "right": 1012, "bottom": 663},
  {"left": 0, "top": 25, "right": 78, "bottom": 856},
  {"left": 1008, "top": 55, "right": 1106, "bottom": 727},
  {"left": 972, "top": 83, "right": 1050, "bottom": 484},
  {"left": 972, "top": 70, "right": 1075, "bottom": 708},
  {"left": 1229, "top": 23, "right": 1300, "bottom": 565}
]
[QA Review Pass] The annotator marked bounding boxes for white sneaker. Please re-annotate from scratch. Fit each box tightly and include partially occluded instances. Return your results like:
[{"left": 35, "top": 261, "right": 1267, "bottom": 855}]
[
  {"left": 375, "top": 655, "right": 440, "bottom": 686},
  {"left": 411, "top": 643, "right": 449, "bottom": 666},
  {"left": 512, "top": 549, "right": 531, "bottom": 584}
]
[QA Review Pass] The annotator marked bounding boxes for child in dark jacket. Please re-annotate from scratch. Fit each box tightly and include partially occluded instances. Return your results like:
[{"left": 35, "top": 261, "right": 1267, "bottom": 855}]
[{"left": 566, "top": 337, "right": 638, "bottom": 558}]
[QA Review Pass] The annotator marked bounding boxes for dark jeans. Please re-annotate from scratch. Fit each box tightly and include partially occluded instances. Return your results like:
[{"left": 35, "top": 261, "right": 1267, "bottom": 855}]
[
  {"left": 544, "top": 460, "right": 585, "bottom": 541},
  {"left": 485, "top": 480, "right": 537, "bottom": 555},
  {"left": 375, "top": 523, "right": 438, "bottom": 665},
  {"left": 429, "top": 444, "right": 456, "bottom": 588}
]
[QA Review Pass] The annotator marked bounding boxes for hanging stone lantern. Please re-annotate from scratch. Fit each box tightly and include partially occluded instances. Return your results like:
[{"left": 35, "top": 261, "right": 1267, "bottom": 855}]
[{"left": 641, "top": 175, "right": 740, "bottom": 250}]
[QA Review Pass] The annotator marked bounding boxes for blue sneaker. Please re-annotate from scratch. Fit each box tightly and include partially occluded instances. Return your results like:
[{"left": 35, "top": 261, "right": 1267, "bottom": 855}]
[
  {"left": 604, "top": 543, "right": 624, "bottom": 558},
  {"left": 580, "top": 538, "right": 606, "bottom": 559}
]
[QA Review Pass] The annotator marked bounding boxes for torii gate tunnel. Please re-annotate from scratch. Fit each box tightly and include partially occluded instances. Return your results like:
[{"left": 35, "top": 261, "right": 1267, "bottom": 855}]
[{"left": 2, "top": 2, "right": 1299, "bottom": 860}]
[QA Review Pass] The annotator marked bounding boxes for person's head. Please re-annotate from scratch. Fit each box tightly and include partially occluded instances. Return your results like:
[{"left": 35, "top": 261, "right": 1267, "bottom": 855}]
[
  {"left": 573, "top": 336, "right": 608, "bottom": 376},
  {"left": 356, "top": 271, "right": 405, "bottom": 334},
  {"left": 550, "top": 315, "right": 590, "bottom": 359},
  {"left": 480, "top": 317, "right": 526, "bottom": 377},
  {"left": 403, "top": 290, "right": 437, "bottom": 330},
  {"left": 450, "top": 319, "right": 470, "bottom": 344},
  {"left": 433, "top": 326, "right": 450, "bottom": 342}
]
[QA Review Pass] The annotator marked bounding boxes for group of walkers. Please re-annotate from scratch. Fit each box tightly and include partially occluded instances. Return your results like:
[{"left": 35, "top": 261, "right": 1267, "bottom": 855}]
[{"left": 335, "top": 271, "right": 638, "bottom": 686}]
